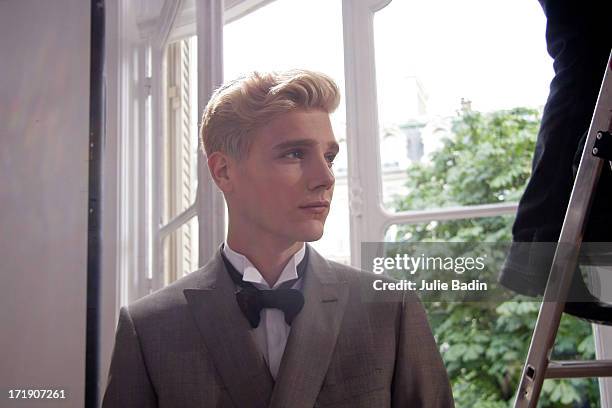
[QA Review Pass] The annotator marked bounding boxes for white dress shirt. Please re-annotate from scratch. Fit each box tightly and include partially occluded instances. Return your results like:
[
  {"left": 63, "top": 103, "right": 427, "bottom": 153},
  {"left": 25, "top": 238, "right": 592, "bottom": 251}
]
[{"left": 222, "top": 242, "right": 306, "bottom": 380}]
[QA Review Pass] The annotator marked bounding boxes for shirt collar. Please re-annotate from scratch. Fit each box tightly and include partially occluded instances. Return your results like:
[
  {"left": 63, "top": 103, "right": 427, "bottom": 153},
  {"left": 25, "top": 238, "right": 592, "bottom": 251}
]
[{"left": 222, "top": 242, "right": 306, "bottom": 290}]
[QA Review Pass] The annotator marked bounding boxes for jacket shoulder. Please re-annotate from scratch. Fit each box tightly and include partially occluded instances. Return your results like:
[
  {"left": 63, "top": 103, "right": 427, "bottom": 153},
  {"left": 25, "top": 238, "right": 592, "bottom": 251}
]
[{"left": 125, "top": 262, "right": 215, "bottom": 323}]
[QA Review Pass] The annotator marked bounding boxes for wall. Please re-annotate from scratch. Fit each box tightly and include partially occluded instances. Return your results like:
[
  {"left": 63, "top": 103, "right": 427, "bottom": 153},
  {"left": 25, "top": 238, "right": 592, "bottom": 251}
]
[{"left": 0, "top": 1, "right": 90, "bottom": 407}]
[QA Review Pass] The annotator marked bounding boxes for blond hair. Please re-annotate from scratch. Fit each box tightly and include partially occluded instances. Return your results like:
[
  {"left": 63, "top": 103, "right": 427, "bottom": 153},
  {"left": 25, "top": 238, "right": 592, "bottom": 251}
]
[{"left": 200, "top": 69, "right": 340, "bottom": 159}]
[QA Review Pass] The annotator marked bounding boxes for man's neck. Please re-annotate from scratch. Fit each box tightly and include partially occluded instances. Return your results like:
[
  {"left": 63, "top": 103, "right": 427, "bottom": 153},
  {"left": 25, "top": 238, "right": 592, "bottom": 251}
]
[{"left": 226, "top": 234, "right": 304, "bottom": 287}]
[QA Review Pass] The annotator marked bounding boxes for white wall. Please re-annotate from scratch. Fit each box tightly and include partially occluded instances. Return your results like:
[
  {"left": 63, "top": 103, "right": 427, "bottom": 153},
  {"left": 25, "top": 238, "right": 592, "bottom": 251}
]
[{"left": 0, "top": 1, "right": 90, "bottom": 407}]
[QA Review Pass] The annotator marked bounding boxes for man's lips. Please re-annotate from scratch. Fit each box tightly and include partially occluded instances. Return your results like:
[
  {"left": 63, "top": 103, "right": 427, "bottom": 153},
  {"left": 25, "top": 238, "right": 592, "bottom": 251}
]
[
  {"left": 299, "top": 201, "right": 330, "bottom": 208},
  {"left": 299, "top": 201, "right": 330, "bottom": 214}
]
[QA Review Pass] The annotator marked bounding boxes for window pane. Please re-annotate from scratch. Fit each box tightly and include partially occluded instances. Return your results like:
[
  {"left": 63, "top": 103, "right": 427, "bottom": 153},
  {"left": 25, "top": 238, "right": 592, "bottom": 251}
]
[
  {"left": 373, "top": 0, "right": 553, "bottom": 212},
  {"left": 162, "top": 215, "right": 199, "bottom": 286},
  {"left": 224, "top": 0, "right": 349, "bottom": 263},
  {"left": 161, "top": 37, "right": 199, "bottom": 225}
]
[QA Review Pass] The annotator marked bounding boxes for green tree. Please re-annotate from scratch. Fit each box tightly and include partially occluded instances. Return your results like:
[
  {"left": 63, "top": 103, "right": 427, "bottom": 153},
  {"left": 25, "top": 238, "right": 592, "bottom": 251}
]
[{"left": 392, "top": 108, "right": 598, "bottom": 407}]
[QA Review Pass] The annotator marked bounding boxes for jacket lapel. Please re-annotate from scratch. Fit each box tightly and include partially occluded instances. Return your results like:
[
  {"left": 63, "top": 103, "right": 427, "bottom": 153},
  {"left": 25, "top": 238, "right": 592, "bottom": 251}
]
[
  {"left": 183, "top": 249, "right": 274, "bottom": 408},
  {"left": 269, "top": 246, "right": 349, "bottom": 408}
]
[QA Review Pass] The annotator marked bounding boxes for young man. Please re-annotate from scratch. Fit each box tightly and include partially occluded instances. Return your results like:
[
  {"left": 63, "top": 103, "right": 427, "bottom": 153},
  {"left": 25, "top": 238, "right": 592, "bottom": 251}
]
[{"left": 102, "top": 70, "right": 453, "bottom": 407}]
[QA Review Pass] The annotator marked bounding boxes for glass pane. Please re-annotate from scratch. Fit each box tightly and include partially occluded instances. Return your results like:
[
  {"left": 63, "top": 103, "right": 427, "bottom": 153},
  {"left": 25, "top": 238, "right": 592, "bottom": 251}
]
[
  {"left": 161, "top": 37, "right": 199, "bottom": 224},
  {"left": 373, "top": 0, "right": 554, "bottom": 212},
  {"left": 162, "top": 215, "right": 199, "bottom": 286},
  {"left": 224, "top": 0, "right": 349, "bottom": 263}
]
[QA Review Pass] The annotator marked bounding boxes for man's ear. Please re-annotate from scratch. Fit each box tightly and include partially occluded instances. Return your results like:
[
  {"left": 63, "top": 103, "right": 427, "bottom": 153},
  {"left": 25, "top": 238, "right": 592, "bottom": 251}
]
[{"left": 207, "top": 151, "right": 234, "bottom": 193}]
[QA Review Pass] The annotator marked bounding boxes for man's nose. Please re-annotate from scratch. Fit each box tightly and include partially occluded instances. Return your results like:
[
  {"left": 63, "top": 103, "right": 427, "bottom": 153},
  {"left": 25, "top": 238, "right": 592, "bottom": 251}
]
[{"left": 307, "top": 154, "right": 335, "bottom": 191}]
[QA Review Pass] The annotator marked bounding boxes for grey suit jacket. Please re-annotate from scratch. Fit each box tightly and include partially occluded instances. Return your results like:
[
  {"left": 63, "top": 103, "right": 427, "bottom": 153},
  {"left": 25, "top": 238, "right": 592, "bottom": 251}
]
[{"left": 102, "top": 246, "right": 454, "bottom": 407}]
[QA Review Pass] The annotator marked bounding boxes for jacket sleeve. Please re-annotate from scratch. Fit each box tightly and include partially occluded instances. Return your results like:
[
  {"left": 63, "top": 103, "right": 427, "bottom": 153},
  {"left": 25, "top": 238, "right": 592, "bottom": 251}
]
[
  {"left": 391, "top": 292, "right": 454, "bottom": 408},
  {"left": 102, "top": 306, "right": 158, "bottom": 408}
]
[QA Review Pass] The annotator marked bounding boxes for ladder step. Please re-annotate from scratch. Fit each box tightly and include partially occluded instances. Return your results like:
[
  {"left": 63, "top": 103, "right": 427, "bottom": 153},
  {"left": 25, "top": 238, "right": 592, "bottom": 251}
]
[{"left": 546, "top": 360, "right": 612, "bottom": 378}]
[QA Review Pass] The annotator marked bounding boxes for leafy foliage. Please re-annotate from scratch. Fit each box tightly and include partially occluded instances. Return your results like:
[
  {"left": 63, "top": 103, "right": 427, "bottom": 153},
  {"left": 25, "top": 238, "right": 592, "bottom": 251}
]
[{"left": 391, "top": 108, "right": 599, "bottom": 407}]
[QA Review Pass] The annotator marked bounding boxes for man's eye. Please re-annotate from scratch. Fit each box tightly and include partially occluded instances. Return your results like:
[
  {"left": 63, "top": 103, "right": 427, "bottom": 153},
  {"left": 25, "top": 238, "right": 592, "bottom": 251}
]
[
  {"left": 325, "top": 154, "right": 337, "bottom": 166},
  {"left": 284, "top": 150, "right": 304, "bottom": 159}
]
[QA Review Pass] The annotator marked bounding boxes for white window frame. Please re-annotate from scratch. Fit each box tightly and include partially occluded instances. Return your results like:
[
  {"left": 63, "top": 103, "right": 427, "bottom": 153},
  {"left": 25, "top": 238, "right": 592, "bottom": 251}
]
[{"left": 341, "top": 0, "right": 517, "bottom": 265}]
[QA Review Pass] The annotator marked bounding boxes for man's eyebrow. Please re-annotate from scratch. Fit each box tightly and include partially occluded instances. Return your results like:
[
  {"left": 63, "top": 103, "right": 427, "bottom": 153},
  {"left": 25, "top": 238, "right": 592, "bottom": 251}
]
[{"left": 272, "top": 139, "right": 340, "bottom": 152}]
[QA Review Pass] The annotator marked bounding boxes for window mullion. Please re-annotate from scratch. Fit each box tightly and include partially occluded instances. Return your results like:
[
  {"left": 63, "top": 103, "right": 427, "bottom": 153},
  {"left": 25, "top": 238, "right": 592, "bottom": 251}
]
[
  {"left": 135, "top": 42, "right": 152, "bottom": 300},
  {"left": 163, "top": 41, "right": 183, "bottom": 285},
  {"left": 148, "top": 1, "right": 183, "bottom": 292},
  {"left": 342, "top": 0, "right": 392, "bottom": 268},
  {"left": 195, "top": 0, "right": 226, "bottom": 267}
]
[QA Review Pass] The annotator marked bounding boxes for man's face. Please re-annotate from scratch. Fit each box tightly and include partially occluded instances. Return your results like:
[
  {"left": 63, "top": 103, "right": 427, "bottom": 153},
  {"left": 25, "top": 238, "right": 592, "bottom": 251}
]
[{"left": 228, "top": 109, "right": 338, "bottom": 246}]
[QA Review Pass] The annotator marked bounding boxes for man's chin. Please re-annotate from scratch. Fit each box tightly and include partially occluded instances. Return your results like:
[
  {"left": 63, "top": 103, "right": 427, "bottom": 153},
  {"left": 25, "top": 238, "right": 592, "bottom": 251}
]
[{"left": 295, "top": 222, "right": 325, "bottom": 242}]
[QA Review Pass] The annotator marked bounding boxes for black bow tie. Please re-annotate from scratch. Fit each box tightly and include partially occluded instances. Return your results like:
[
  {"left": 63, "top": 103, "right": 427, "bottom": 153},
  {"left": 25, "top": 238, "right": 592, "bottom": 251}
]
[
  {"left": 235, "top": 287, "right": 304, "bottom": 328},
  {"left": 221, "top": 245, "right": 309, "bottom": 329}
]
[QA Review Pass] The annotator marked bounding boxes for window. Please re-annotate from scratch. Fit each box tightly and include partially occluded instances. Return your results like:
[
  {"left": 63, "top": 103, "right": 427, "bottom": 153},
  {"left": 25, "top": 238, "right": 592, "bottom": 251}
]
[
  {"left": 374, "top": 0, "right": 552, "bottom": 213},
  {"left": 161, "top": 37, "right": 199, "bottom": 285}
]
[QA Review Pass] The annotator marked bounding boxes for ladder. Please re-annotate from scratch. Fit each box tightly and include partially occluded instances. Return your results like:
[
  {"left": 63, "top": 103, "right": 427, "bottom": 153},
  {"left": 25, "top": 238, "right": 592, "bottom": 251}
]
[{"left": 514, "top": 51, "right": 612, "bottom": 407}]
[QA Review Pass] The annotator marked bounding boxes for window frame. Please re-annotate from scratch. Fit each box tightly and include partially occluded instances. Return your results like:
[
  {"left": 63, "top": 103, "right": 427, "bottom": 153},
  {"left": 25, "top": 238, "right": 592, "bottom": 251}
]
[{"left": 341, "top": 0, "right": 517, "bottom": 266}]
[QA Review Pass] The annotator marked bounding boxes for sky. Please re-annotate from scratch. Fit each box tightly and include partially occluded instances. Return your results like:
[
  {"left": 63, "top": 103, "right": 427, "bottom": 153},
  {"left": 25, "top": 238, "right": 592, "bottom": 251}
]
[
  {"left": 375, "top": 0, "right": 554, "bottom": 117},
  {"left": 223, "top": 0, "right": 554, "bottom": 123}
]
